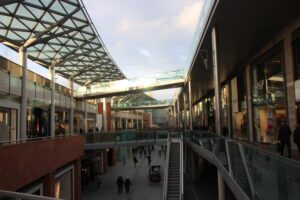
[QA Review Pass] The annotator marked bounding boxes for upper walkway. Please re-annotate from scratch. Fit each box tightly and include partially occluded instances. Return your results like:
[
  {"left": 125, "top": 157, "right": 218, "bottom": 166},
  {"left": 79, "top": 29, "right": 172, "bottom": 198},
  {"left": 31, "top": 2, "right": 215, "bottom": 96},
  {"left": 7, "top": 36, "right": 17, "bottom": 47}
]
[
  {"left": 111, "top": 99, "right": 173, "bottom": 110},
  {"left": 75, "top": 69, "right": 187, "bottom": 99}
]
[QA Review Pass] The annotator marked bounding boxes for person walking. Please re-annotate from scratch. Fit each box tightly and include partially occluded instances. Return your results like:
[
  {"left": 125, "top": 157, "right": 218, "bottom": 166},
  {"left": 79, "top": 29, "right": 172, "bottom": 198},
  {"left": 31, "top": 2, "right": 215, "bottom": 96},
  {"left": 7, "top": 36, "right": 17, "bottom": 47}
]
[
  {"left": 124, "top": 177, "right": 132, "bottom": 194},
  {"left": 144, "top": 149, "right": 147, "bottom": 158},
  {"left": 139, "top": 149, "right": 143, "bottom": 158},
  {"left": 116, "top": 176, "right": 124, "bottom": 194},
  {"left": 278, "top": 121, "right": 292, "bottom": 157},
  {"left": 293, "top": 124, "right": 300, "bottom": 154},
  {"left": 147, "top": 155, "right": 151, "bottom": 166},
  {"left": 133, "top": 156, "right": 138, "bottom": 167}
]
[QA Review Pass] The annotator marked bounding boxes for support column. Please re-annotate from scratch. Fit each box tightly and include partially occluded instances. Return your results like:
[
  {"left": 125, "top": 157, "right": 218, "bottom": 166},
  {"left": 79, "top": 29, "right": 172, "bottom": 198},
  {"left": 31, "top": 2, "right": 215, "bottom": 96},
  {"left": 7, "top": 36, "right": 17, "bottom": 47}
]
[
  {"left": 284, "top": 32, "right": 297, "bottom": 135},
  {"left": 218, "top": 170, "right": 226, "bottom": 200},
  {"left": 212, "top": 27, "right": 221, "bottom": 135},
  {"left": 212, "top": 27, "right": 225, "bottom": 200},
  {"left": 69, "top": 78, "right": 74, "bottom": 134},
  {"left": 84, "top": 100, "right": 88, "bottom": 133},
  {"left": 188, "top": 78, "right": 193, "bottom": 130},
  {"left": 246, "top": 65, "right": 254, "bottom": 142},
  {"left": 177, "top": 99, "right": 180, "bottom": 128},
  {"left": 103, "top": 98, "right": 107, "bottom": 131},
  {"left": 50, "top": 66, "right": 55, "bottom": 137},
  {"left": 183, "top": 93, "right": 187, "bottom": 130},
  {"left": 19, "top": 47, "right": 27, "bottom": 139}
]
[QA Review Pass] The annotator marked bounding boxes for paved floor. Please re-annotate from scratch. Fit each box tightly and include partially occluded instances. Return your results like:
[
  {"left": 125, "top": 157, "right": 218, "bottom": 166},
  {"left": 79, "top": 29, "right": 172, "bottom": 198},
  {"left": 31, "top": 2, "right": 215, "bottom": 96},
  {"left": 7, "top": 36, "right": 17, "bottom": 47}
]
[{"left": 82, "top": 146, "right": 165, "bottom": 200}]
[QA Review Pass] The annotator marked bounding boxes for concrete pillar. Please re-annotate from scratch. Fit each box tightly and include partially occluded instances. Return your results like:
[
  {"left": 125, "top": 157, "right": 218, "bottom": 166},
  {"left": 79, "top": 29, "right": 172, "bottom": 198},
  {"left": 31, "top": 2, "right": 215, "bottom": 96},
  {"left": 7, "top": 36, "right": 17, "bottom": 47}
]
[
  {"left": 177, "top": 99, "right": 180, "bottom": 128},
  {"left": 84, "top": 100, "right": 88, "bottom": 133},
  {"left": 69, "top": 79, "right": 74, "bottom": 134},
  {"left": 212, "top": 27, "right": 221, "bottom": 135},
  {"left": 103, "top": 98, "right": 107, "bottom": 131},
  {"left": 183, "top": 93, "right": 187, "bottom": 130},
  {"left": 188, "top": 78, "right": 193, "bottom": 130},
  {"left": 284, "top": 32, "right": 297, "bottom": 134},
  {"left": 19, "top": 47, "right": 27, "bottom": 139},
  {"left": 218, "top": 170, "right": 226, "bottom": 200},
  {"left": 246, "top": 65, "right": 254, "bottom": 142},
  {"left": 50, "top": 66, "right": 55, "bottom": 137},
  {"left": 212, "top": 27, "right": 225, "bottom": 200}
]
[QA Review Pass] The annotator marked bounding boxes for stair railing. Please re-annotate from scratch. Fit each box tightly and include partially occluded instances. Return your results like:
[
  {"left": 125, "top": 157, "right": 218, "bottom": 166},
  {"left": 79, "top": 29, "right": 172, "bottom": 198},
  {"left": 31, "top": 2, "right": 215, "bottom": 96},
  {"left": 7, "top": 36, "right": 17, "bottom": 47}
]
[
  {"left": 163, "top": 139, "right": 171, "bottom": 200},
  {"left": 0, "top": 190, "right": 61, "bottom": 200},
  {"left": 225, "top": 140, "right": 233, "bottom": 177},
  {"left": 180, "top": 139, "right": 184, "bottom": 200},
  {"left": 238, "top": 143, "right": 255, "bottom": 200}
]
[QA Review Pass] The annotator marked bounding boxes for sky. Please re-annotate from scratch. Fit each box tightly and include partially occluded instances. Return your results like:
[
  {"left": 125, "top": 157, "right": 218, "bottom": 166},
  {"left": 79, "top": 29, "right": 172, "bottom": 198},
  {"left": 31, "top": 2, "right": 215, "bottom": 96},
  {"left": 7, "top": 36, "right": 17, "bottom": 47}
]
[
  {"left": 0, "top": 0, "right": 205, "bottom": 100},
  {"left": 82, "top": 0, "right": 204, "bottom": 99}
]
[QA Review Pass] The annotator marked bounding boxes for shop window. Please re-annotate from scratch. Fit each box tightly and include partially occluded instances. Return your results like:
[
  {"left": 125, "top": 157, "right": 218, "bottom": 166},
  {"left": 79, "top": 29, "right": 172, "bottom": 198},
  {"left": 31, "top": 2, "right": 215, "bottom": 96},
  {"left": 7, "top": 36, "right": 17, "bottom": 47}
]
[
  {"left": 293, "top": 36, "right": 300, "bottom": 79},
  {"left": 0, "top": 107, "right": 17, "bottom": 142},
  {"left": 231, "top": 71, "right": 248, "bottom": 140},
  {"left": 27, "top": 108, "right": 49, "bottom": 138},
  {"left": 252, "top": 52, "right": 286, "bottom": 143}
]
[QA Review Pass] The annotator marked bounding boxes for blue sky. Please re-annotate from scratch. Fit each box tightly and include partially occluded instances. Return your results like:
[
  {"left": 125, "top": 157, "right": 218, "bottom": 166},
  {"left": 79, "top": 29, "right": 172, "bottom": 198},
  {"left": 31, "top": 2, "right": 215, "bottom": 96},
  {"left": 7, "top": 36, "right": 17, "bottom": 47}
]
[{"left": 0, "top": 0, "right": 205, "bottom": 100}]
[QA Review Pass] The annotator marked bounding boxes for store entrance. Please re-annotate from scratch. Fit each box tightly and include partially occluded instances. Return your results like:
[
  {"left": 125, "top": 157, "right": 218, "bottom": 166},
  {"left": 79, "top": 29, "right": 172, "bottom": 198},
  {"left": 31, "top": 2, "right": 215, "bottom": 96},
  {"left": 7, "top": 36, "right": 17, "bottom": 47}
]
[{"left": 0, "top": 107, "right": 17, "bottom": 142}]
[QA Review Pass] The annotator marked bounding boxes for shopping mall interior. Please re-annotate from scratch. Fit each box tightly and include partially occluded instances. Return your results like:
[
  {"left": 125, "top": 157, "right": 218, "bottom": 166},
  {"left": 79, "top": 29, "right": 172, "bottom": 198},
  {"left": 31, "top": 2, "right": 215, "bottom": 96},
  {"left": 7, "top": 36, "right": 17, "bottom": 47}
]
[{"left": 0, "top": 0, "right": 300, "bottom": 200}]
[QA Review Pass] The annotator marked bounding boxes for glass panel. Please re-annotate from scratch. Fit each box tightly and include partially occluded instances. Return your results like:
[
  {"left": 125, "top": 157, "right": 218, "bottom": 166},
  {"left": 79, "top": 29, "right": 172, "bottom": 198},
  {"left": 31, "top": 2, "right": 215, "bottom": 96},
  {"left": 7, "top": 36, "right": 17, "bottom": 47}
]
[
  {"left": 252, "top": 52, "right": 286, "bottom": 143},
  {"left": 0, "top": 107, "right": 10, "bottom": 142}
]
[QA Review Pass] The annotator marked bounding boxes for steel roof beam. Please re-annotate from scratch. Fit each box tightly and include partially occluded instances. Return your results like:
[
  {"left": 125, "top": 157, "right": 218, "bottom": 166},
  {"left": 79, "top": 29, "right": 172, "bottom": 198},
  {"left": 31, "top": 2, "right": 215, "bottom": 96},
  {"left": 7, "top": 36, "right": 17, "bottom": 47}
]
[
  {"left": 23, "top": 6, "right": 81, "bottom": 48},
  {"left": 0, "top": 0, "right": 22, "bottom": 7},
  {"left": 24, "top": 24, "right": 88, "bottom": 48}
]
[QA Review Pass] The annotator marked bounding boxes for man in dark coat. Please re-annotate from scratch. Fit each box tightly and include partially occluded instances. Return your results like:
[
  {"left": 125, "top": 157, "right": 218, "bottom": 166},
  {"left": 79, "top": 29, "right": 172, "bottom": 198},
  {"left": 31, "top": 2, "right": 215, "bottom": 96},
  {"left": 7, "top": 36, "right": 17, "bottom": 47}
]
[
  {"left": 133, "top": 156, "right": 138, "bottom": 167},
  {"left": 278, "top": 121, "right": 292, "bottom": 157},
  {"left": 116, "top": 176, "right": 124, "bottom": 194},
  {"left": 124, "top": 177, "right": 132, "bottom": 194},
  {"left": 293, "top": 124, "right": 300, "bottom": 154}
]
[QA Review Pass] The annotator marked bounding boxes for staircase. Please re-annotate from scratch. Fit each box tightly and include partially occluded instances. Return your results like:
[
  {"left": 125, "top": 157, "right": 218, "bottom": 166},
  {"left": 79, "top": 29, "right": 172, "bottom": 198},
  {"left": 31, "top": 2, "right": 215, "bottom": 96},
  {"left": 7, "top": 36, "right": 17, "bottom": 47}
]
[
  {"left": 227, "top": 141, "right": 253, "bottom": 199},
  {"left": 167, "top": 142, "right": 181, "bottom": 200}
]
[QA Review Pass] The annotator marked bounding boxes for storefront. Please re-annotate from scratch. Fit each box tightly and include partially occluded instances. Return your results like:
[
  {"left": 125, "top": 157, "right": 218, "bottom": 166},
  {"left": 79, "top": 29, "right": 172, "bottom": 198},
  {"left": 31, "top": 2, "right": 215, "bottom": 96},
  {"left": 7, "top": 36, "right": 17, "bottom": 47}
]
[
  {"left": 55, "top": 110, "right": 70, "bottom": 135},
  {"left": 293, "top": 30, "right": 300, "bottom": 122},
  {"left": 0, "top": 106, "right": 17, "bottom": 141},
  {"left": 27, "top": 107, "right": 49, "bottom": 138},
  {"left": 231, "top": 71, "right": 248, "bottom": 140},
  {"left": 221, "top": 85, "right": 229, "bottom": 134},
  {"left": 252, "top": 47, "right": 286, "bottom": 143}
]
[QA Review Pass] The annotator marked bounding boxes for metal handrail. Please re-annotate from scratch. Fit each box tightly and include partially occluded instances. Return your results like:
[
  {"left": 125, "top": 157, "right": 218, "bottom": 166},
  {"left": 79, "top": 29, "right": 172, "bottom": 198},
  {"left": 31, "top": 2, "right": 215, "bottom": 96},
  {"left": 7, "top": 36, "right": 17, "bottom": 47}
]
[
  {"left": 238, "top": 143, "right": 255, "bottom": 200},
  {"left": 225, "top": 140, "right": 233, "bottom": 177},
  {"left": 180, "top": 137, "right": 184, "bottom": 200},
  {"left": 0, "top": 134, "right": 80, "bottom": 145},
  {"left": 163, "top": 137, "right": 171, "bottom": 200},
  {"left": 0, "top": 190, "right": 62, "bottom": 200}
]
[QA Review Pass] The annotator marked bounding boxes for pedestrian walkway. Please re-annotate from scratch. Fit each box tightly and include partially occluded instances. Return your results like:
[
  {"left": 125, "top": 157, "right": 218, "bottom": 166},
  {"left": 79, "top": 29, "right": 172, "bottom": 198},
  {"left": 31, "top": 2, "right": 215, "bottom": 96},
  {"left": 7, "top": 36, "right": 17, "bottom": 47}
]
[{"left": 82, "top": 145, "right": 165, "bottom": 200}]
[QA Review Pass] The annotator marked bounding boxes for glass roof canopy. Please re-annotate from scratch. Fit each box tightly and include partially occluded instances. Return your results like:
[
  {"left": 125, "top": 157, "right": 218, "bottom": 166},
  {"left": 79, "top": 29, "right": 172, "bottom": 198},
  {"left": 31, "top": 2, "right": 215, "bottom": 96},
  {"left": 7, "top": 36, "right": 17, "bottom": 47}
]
[{"left": 0, "top": 0, "right": 125, "bottom": 85}]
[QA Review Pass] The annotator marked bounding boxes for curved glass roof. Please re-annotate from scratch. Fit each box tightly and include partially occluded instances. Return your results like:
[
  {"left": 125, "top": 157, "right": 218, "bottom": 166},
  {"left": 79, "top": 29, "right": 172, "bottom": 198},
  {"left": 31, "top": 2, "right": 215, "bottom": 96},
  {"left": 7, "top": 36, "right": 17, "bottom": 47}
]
[{"left": 0, "top": 0, "right": 125, "bottom": 85}]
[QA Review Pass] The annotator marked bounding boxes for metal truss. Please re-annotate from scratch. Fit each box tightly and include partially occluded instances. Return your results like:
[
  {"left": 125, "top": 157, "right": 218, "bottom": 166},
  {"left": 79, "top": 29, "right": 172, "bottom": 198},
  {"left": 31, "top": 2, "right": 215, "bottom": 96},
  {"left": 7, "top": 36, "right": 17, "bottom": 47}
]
[{"left": 0, "top": 0, "right": 125, "bottom": 85}]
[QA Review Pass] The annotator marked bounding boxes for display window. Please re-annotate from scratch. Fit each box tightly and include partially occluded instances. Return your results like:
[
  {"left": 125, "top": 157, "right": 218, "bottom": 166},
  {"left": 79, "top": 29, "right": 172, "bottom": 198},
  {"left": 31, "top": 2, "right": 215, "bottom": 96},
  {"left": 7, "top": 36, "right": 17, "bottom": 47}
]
[
  {"left": 252, "top": 51, "right": 286, "bottom": 143},
  {"left": 221, "top": 86, "right": 229, "bottom": 131},
  {"left": 231, "top": 71, "right": 248, "bottom": 140},
  {"left": 27, "top": 108, "right": 49, "bottom": 138},
  {"left": 0, "top": 107, "right": 17, "bottom": 142}
]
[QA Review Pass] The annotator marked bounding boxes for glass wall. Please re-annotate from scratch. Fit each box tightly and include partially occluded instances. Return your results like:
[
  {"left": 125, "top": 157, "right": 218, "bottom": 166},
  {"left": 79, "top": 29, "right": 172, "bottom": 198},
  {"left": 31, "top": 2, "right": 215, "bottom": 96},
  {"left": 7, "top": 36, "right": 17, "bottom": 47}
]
[
  {"left": 27, "top": 108, "right": 49, "bottom": 138},
  {"left": 0, "top": 107, "right": 17, "bottom": 142},
  {"left": 252, "top": 51, "right": 286, "bottom": 143},
  {"left": 231, "top": 71, "right": 248, "bottom": 140},
  {"left": 221, "top": 85, "right": 229, "bottom": 135},
  {"left": 55, "top": 110, "right": 70, "bottom": 135}
]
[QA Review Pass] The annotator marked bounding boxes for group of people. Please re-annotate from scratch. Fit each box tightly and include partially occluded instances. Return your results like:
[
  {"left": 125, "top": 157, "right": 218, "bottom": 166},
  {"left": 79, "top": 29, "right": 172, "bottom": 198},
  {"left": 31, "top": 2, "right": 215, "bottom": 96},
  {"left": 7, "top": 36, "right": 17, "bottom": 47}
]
[{"left": 116, "top": 176, "right": 132, "bottom": 194}]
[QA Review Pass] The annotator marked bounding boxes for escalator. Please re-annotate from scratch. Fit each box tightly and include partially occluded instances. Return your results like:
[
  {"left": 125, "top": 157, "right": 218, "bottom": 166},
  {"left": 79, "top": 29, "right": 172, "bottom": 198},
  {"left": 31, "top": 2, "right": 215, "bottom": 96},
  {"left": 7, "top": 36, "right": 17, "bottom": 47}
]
[
  {"left": 163, "top": 140, "right": 184, "bottom": 200},
  {"left": 226, "top": 141, "right": 254, "bottom": 199}
]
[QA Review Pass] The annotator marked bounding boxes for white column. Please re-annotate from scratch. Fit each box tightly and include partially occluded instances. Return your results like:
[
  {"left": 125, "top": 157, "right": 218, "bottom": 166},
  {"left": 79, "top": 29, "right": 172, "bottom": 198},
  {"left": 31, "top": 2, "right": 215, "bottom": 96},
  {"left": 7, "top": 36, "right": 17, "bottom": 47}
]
[
  {"left": 218, "top": 170, "right": 225, "bottom": 200},
  {"left": 103, "top": 98, "right": 107, "bottom": 131},
  {"left": 50, "top": 66, "right": 55, "bottom": 137},
  {"left": 188, "top": 79, "right": 193, "bottom": 130},
  {"left": 69, "top": 78, "right": 74, "bottom": 134},
  {"left": 212, "top": 27, "right": 225, "bottom": 200},
  {"left": 19, "top": 47, "right": 27, "bottom": 140},
  {"left": 183, "top": 93, "right": 187, "bottom": 130},
  {"left": 177, "top": 99, "right": 180, "bottom": 128},
  {"left": 212, "top": 27, "right": 221, "bottom": 135},
  {"left": 84, "top": 100, "right": 88, "bottom": 133}
]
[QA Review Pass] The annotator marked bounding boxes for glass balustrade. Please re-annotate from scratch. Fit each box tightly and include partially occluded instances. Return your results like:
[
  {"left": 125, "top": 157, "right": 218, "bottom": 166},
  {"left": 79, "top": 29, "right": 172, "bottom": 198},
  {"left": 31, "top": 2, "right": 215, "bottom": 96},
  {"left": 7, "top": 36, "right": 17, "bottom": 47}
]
[{"left": 186, "top": 131, "right": 300, "bottom": 200}]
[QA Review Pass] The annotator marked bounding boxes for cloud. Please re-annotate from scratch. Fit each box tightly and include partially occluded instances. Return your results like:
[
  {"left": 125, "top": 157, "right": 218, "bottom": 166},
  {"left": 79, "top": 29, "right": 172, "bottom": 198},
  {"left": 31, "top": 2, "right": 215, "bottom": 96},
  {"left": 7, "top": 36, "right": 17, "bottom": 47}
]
[
  {"left": 139, "top": 49, "right": 151, "bottom": 58},
  {"left": 177, "top": 1, "right": 203, "bottom": 32}
]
